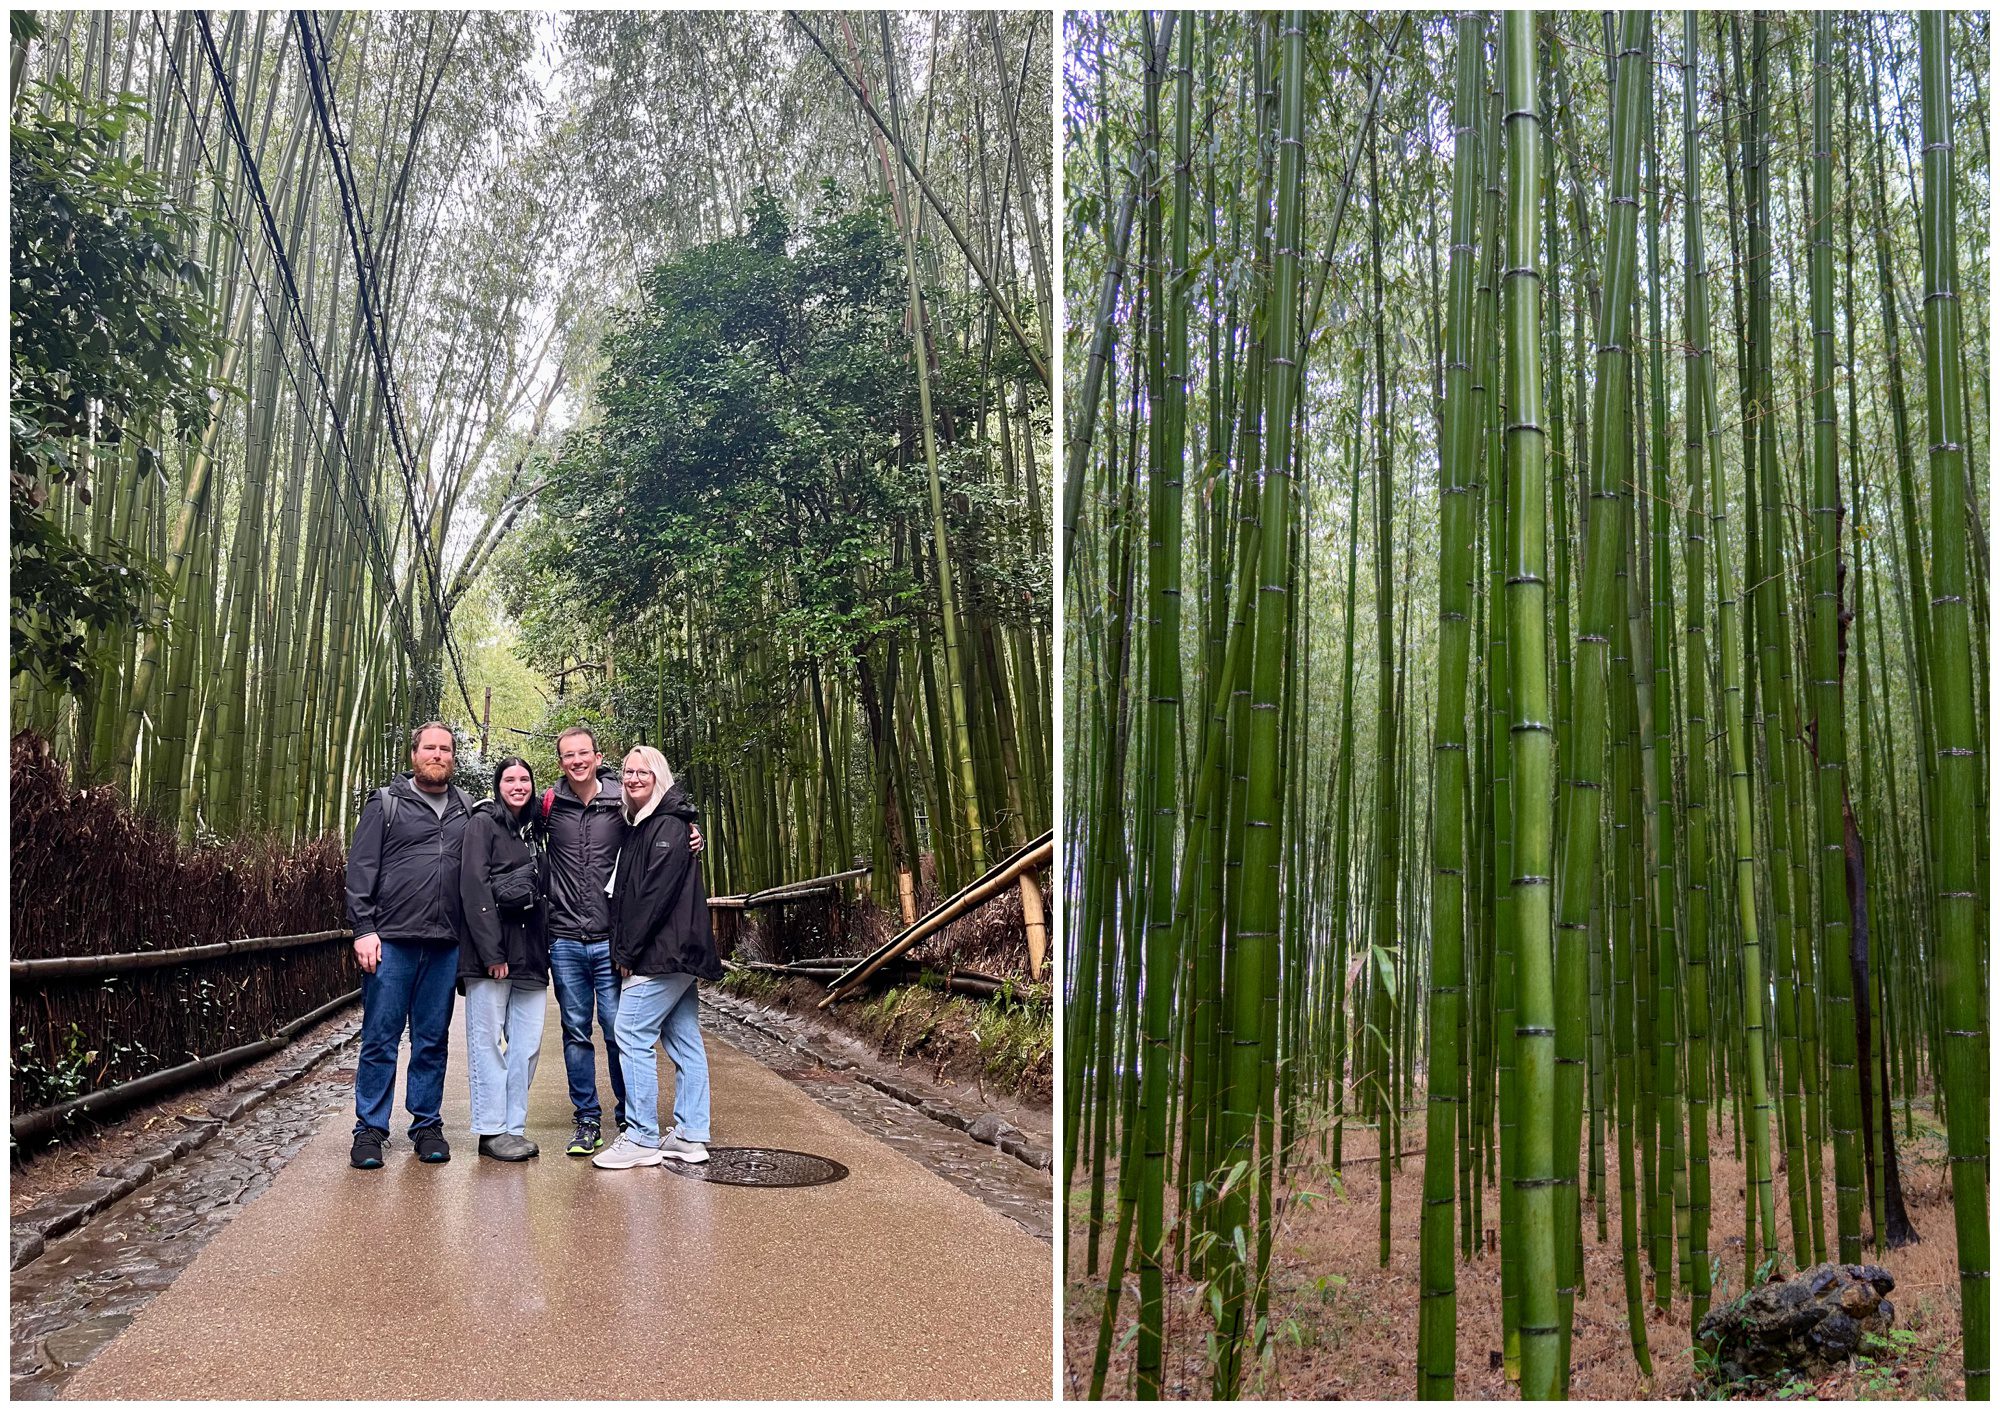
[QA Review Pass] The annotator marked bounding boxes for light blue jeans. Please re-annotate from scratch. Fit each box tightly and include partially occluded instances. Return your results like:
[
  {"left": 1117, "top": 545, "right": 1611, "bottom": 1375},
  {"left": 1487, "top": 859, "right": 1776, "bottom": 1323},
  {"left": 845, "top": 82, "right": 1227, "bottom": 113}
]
[
  {"left": 463, "top": 978, "right": 547, "bottom": 1137},
  {"left": 612, "top": 974, "right": 710, "bottom": 1146}
]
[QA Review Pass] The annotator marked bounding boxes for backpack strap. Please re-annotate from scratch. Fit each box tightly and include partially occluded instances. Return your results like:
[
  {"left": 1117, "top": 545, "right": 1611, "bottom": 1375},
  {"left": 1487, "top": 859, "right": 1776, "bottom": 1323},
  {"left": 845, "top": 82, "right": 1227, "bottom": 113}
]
[{"left": 372, "top": 785, "right": 402, "bottom": 837}]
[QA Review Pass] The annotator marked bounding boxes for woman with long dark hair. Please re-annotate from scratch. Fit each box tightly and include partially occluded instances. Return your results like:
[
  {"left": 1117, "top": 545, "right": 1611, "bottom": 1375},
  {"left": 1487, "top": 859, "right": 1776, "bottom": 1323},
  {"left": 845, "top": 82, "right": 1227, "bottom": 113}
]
[{"left": 458, "top": 756, "right": 551, "bottom": 1160}]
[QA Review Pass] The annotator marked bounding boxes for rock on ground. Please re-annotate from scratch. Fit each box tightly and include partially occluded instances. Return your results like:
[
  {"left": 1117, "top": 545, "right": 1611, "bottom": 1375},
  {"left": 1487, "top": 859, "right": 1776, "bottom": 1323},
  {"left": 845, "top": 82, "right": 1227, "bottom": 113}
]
[{"left": 1695, "top": 1261, "right": 1897, "bottom": 1385}]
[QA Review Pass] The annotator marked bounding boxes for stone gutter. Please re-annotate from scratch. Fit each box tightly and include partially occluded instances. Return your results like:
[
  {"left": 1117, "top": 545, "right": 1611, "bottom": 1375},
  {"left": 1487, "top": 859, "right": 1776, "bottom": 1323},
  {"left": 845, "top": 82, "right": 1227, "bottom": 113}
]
[
  {"left": 9, "top": 1012, "right": 362, "bottom": 1272},
  {"left": 700, "top": 988, "right": 1053, "bottom": 1173}
]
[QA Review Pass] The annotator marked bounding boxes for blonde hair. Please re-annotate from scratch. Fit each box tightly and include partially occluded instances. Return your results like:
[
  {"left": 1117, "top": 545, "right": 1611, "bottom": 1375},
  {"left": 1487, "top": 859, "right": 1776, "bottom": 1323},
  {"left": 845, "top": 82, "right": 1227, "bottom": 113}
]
[{"left": 620, "top": 746, "right": 676, "bottom": 823}]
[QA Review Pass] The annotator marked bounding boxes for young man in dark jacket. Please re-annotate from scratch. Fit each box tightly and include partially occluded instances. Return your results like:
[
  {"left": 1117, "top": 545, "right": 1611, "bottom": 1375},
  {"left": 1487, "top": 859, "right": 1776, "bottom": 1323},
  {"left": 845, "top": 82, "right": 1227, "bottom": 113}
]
[
  {"left": 346, "top": 721, "right": 474, "bottom": 1168},
  {"left": 543, "top": 726, "right": 630, "bottom": 1155},
  {"left": 593, "top": 746, "right": 722, "bottom": 1170}
]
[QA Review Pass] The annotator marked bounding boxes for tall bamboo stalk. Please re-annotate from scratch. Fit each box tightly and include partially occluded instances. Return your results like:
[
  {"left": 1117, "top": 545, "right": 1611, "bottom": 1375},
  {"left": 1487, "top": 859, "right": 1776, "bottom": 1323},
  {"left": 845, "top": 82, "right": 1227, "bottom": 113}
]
[{"left": 1919, "top": 14, "right": 1989, "bottom": 1400}]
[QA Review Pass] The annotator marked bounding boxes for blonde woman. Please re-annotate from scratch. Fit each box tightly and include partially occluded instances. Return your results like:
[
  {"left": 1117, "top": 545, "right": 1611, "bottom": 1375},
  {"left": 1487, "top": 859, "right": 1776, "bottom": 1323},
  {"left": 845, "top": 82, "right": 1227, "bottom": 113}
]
[{"left": 592, "top": 747, "right": 721, "bottom": 1169}]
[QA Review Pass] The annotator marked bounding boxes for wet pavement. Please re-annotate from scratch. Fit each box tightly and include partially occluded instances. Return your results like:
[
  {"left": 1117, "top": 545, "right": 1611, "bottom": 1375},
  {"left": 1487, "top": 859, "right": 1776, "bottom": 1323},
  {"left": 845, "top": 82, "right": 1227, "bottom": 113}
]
[
  {"left": 700, "top": 992, "right": 1052, "bottom": 1241},
  {"left": 14, "top": 997, "right": 1051, "bottom": 1400},
  {"left": 11, "top": 1057, "right": 356, "bottom": 1399}
]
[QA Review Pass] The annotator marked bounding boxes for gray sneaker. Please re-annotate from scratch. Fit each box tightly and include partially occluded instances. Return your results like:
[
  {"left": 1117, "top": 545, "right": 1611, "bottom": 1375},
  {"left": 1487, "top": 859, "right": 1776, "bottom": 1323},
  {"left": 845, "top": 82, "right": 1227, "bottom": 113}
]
[
  {"left": 660, "top": 1133, "right": 709, "bottom": 1164},
  {"left": 591, "top": 1135, "right": 663, "bottom": 1169},
  {"left": 478, "top": 1133, "right": 538, "bottom": 1162}
]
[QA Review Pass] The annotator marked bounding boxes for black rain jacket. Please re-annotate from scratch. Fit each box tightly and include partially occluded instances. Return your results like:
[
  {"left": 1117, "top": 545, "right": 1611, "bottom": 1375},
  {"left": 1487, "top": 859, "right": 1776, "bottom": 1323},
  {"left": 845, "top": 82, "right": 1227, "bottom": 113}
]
[
  {"left": 344, "top": 773, "right": 472, "bottom": 947},
  {"left": 543, "top": 771, "right": 625, "bottom": 940},
  {"left": 457, "top": 801, "right": 551, "bottom": 990},
  {"left": 609, "top": 785, "right": 721, "bottom": 982}
]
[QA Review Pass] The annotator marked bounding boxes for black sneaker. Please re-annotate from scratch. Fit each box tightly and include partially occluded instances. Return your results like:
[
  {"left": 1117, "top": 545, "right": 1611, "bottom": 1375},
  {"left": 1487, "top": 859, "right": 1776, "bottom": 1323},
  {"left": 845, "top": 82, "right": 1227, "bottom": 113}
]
[
  {"left": 566, "top": 1121, "right": 603, "bottom": 1157},
  {"left": 412, "top": 1127, "right": 451, "bottom": 1163},
  {"left": 351, "top": 1127, "right": 387, "bottom": 1169}
]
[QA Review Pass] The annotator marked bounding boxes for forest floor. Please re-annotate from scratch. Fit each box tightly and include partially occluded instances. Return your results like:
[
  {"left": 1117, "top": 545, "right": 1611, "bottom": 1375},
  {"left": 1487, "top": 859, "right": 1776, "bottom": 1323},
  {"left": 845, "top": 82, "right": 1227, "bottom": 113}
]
[{"left": 1066, "top": 1095, "right": 1965, "bottom": 1399}]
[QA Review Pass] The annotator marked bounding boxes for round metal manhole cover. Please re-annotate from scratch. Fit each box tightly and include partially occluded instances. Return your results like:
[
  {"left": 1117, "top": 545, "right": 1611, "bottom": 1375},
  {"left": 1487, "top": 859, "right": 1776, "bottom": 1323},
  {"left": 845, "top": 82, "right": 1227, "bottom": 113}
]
[{"left": 662, "top": 1147, "right": 849, "bottom": 1187}]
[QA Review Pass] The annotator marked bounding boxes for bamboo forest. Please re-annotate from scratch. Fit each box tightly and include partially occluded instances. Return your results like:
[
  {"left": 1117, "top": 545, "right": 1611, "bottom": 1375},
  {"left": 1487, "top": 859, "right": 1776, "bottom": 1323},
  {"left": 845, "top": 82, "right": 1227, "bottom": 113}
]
[
  {"left": 10, "top": 9, "right": 1053, "bottom": 902},
  {"left": 1062, "top": 10, "right": 1988, "bottom": 1401}
]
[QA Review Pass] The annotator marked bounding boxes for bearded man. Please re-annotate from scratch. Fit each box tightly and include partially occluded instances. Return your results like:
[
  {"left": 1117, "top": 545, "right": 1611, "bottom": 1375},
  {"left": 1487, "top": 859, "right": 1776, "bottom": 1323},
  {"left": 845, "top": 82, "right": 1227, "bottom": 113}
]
[{"left": 345, "top": 721, "right": 475, "bottom": 1168}]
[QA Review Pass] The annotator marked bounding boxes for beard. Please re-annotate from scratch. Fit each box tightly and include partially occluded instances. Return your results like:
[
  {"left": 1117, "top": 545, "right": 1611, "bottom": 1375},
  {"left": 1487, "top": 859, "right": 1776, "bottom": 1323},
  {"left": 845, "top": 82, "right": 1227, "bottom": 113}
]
[{"left": 412, "top": 757, "right": 453, "bottom": 788}]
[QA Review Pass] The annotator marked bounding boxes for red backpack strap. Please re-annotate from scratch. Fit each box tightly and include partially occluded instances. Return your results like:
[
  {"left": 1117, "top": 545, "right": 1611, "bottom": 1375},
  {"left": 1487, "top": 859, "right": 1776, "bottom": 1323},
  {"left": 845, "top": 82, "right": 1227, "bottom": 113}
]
[{"left": 542, "top": 786, "right": 557, "bottom": 819}]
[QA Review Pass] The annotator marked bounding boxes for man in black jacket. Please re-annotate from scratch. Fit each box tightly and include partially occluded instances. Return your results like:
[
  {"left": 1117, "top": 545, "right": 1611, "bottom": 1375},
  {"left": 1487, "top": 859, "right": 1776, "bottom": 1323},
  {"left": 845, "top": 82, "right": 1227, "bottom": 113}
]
[
  {"left": 544, "top": 725, "right": 632, "bottom": 1156},
  {"left": 346, "top": 721, "right": 473, "bottom": 1169}
]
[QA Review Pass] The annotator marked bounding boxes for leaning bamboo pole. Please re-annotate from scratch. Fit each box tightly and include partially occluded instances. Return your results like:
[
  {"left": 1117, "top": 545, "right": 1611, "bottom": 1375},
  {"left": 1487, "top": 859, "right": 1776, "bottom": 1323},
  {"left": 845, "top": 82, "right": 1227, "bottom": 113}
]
[{"left": 823, "top": 833, "right": 1052, "bottom": 1003}]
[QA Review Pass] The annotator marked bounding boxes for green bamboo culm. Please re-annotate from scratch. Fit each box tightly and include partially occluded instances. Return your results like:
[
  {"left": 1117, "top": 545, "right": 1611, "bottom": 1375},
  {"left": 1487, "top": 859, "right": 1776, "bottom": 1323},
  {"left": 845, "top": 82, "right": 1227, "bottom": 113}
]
[
  {"left": 1734, "top": 12, "right": 1785, "bottom": 1278},
  {"left": 1133, "top": 10, "right": 1192, "bottom": 1397},
  {"left": 1806, "top": 8, "right": 1867, "bottom": 1270},
  {"left": 1677, "top": 6, "right": 1715, "bottom": 1335},
  {"left": 1213, "top": 12, "right": 1307, "bottom": 1394},
  {"left": 1919, "top": 13, "right": 1989, "bottom": 1401},
  {"left": 1498, "top": 10, "right": 1560, "bottom": 1401},
  {"left": 1549, "top": 7, "right": 1649, "bottom": 1381},
  {"left": 1365, "top": 14, "right": 1402, "bottom": 1280},
  {"left": 879, "top": 13, "right": 989, "bottom": 879},
  {"left": 1416, "top": 12, "right": 1485, "bottom": 1398}
]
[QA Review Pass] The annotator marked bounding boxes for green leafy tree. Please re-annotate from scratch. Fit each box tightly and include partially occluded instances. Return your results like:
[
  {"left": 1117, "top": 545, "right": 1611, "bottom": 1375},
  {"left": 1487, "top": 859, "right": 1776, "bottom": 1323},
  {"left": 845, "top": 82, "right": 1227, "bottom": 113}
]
[{"left": 9, "top": 70, "right": 220, "bottom": 691}]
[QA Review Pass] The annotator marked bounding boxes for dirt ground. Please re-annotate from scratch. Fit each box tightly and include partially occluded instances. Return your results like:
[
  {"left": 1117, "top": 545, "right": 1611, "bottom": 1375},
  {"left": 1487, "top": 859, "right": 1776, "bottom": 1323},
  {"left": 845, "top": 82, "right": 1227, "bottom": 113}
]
[{"left": 1067, "top": 1097, "right": 1966, "bottom": 1399}]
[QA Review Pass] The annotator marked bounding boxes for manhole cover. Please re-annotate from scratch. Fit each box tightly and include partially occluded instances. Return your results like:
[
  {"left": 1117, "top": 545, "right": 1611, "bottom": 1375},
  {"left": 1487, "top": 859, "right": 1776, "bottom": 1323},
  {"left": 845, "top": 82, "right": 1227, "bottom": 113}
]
[{"left": 661, "top": 1147, "right": 848, "bottom": 1187}]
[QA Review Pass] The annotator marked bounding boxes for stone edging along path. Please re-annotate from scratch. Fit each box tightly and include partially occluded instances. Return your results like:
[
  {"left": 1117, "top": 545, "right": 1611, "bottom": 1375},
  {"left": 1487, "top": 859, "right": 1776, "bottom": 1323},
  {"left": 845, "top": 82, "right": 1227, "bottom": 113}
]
[
  {"left": 698, "top": 987, "right": 1054, "bottom": 1174},
  {"left": 9, "top": 1010, "right": 364, "bottom": 1273}
]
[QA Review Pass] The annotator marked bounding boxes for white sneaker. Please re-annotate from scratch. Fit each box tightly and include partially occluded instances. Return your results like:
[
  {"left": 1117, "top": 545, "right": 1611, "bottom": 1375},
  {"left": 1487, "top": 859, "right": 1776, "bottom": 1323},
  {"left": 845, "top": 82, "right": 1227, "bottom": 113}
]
[
  {"left": 660, "top": 1133, "right": 709, "bottom": 1164},
  {"left": 591, "top": 1135, "right": 663, "bottom": 1169}
]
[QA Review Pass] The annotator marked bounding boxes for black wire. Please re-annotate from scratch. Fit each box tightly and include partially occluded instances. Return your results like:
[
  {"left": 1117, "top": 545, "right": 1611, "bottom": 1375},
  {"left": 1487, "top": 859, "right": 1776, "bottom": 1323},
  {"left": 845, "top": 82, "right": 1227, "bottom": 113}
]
[
  {"left": 292, "top": 5, "right": 476, "bottom": 715},
  {"left": 153, "top": 9, "right": 420, "bottom": 669},
  {"left": 182, "top": 10, "right": 477, "bottom": 720},
  {"left": 289, "top": 9, "right": 479, "bottom": 721},
  {"left": 293, "top": 15, "right": 450, "bottom": 631}
]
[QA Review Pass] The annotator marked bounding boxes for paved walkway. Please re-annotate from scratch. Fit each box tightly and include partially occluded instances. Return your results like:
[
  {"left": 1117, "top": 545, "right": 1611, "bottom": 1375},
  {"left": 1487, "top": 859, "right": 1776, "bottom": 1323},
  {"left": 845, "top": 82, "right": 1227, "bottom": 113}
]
[{"left": 60, "top": 1000, "right": 1051, "bottom": 1400}]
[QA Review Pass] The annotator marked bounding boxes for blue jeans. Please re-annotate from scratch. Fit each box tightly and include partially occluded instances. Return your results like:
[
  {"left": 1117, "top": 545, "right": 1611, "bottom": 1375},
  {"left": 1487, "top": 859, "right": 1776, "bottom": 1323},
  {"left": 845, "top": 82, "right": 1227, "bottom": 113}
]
[
  {"left": 353, "top": 940, "right": 458, "bottom": 1136},
  {"left": 613, "top": 973, "right": 710, "bottom": 1146},
  {"left": 463, "top": 978, "right": 547, "bottom": 1137},
  {"left": 549, "top": 938, "right": 627, "bottom": 1128}
]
